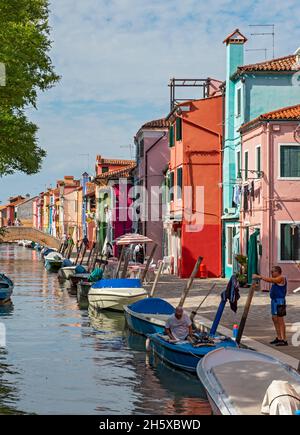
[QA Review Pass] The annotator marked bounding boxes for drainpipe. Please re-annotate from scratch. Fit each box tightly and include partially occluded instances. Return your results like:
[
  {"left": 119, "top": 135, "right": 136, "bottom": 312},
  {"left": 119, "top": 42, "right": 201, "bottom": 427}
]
[{"left": 267, "top": 122, "right": 272, "bottom": 278}]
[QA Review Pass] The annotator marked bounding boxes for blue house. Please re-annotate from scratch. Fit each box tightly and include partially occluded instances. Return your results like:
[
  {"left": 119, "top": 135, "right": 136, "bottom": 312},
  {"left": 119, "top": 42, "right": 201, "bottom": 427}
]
[{"left": 222, "top": 29, "right": 300, "bottom": 277}]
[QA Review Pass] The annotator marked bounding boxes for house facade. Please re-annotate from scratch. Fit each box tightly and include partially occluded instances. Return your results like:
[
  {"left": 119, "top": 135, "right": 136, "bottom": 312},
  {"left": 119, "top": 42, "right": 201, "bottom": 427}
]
[
  {"left": 95, "top": 157, "right": 135, "bottom": 255},
  {"left": 134, "top": 118, "right": 170, "bottom": 261},
  {"left": 239, "top": 104, "right": 300, "bottom": 292},
  {"left": 222, "top": 29, "right": 300, "bottom": 277},
  {"left": 164, "top": 96, "right": 223, "bottom": 278}
]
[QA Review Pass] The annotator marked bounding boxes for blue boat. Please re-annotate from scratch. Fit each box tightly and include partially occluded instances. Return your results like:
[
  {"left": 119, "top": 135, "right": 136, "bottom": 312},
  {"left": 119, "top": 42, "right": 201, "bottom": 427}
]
[
  {"left": 148, "top": 333, "right": 237, "bottom": 373},
  {"left": 0, "top": 274, "right": 14, "bottom": 304},
  {"left": 124, "top": 298, "right": 175, "bottom": 336}
]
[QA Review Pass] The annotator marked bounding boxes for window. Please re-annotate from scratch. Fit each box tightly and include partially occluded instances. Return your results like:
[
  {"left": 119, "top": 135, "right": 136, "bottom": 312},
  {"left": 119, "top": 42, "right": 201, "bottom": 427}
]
[
  {"left": 176, "top": 118, "right": 182, "bottom": 141},
  {"left": 244, "top": 151, "right": 249, "bottom": 180},
  {"left": 227, "top": 226, "right": 237, "bottom": 266},
  {"left": 169, "top": 125, "right": 175, "bottom": 147},
  {"left": 237, "top": 88, "right": 242, "bottom": 117},
  {"left": 139, "top": 139, "right": 144, "bottom": 158},
  {"left": 177, "top": 167, "right": 183, "bottom": 200},
  {"left": 236, "top": 150, "right": 241, "bottom": 177},
  {"left": 102, "top": 167, "right": 109, "bottom": 174},
  {"left": 280, "top": 223, "right": 300, "bottom": 261},
  {"left": 169, "top": 171, "right": 175, "bottom": 202},
  {"left": 280, "top": 145, "right": 300, "bottom": 178},
  {"left": 256, "top": 146, "right": 261, "bottom": 174}
]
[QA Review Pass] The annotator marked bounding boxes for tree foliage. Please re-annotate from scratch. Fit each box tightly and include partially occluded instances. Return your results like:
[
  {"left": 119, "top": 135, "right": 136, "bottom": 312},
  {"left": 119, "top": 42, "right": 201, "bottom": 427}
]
[{"left": 0, "top": 0, "right": 60, "bottom": 176}]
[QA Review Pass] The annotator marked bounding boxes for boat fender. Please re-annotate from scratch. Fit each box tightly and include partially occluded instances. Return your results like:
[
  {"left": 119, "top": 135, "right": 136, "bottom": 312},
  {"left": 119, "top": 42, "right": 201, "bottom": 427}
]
[{"left": 145, "top": 338, "right": 151, "bottom": 352}]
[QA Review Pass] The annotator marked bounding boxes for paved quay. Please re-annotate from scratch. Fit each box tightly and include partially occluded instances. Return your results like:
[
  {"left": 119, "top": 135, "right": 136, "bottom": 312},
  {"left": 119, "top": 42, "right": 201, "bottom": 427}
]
[{"left": 146, "top": 275, "right": 300, "bottom": 370}]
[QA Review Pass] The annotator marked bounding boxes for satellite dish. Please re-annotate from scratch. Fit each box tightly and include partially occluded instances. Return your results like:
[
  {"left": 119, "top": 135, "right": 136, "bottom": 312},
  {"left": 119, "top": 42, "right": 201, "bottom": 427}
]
[{"left": 294, "top": 123, "right": 300, "bottom": 144}]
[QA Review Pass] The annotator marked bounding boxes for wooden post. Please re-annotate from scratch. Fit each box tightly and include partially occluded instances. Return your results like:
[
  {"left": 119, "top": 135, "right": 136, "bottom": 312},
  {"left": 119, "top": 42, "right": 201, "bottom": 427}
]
[
  {"left": 79, "top": 244, "right": 87, "bottom": 265},
  {"left": 115, "top": 246, "right": 125, "bottom": 278},
  {"left": 74, "top": 242, "right": 83, "bottom": 265},
  {"left": 150, "top": 260, "right": 164, "bottom": 298},
  {"left": 121, "top": 252, "right": 130, "bottom": 279},
  {"left": 236, "top": 280, "right": 258, "bottom": 345},
  {"left": 190, "top": 283, "right": 217, "bottom": 324},
  {"left": 86, "top": 242, "right": 95, "bottom": 268},
  {"left": 141, "top": 243, "right": 157, "bottom": 283},
  {"left": 178, "top": 256, "right": 203, "bottom": 308}
]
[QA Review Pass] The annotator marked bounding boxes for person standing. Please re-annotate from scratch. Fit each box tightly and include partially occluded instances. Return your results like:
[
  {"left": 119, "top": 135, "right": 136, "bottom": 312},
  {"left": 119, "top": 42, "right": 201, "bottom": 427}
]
[{"left": 253, "top": 266, "right": 288, "bottom": 346}]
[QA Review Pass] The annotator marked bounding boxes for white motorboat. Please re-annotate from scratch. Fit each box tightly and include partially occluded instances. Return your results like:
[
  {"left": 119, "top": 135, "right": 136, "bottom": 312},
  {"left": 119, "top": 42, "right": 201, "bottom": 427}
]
[
  {"left": 197, "top": 347, "right": 300, "bottom": 415},
  {"left": 44, "top": 251, "right": 64, "bottom": 273},
  {"left": 88, "top": 278, "right": 148, "bottom": 312}
]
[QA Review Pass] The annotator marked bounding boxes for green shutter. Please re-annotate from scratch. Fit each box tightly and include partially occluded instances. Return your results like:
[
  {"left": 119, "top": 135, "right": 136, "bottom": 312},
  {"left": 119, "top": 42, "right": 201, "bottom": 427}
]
[
  {"left": 176, "top": 118, "right": 182, "bottom": 141},
  {"left": 280, "top": 146, "right": 300, "bottom": 178},
  {"left": 177, "top": 167, "right": 183, "bottom": 199},
  {"left": 244, "top": 151, "right": 248, "bottom": 180},
  {"left": 169, "top": 125, "right": 174, "bottom": 147}
]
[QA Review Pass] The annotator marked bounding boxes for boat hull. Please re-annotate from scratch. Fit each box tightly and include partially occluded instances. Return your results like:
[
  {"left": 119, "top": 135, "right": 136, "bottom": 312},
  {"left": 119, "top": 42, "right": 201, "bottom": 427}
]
[
  {"left": 149, "top": 334, "right": 237, "bottom": 373},
  {"left": 58, "top": 266, "right": 76, "bottom": 280},
  {"left": 45, "top": 260, "right": 63, "bottom": 273},
  {"left": 88, "top": 290, "right": 148, "bottom": 312},
  {"left": 0, "top": 275, "right": 14, "bottom": 304},
  {"left": 124, "top": 307, "right": 166, "bottom": 336}
]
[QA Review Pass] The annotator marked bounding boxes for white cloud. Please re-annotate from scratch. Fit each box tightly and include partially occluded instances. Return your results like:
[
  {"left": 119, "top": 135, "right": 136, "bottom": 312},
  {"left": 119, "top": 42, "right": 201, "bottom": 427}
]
[{"left": 1, "top": 0, "right": 300, "bottom": 201}]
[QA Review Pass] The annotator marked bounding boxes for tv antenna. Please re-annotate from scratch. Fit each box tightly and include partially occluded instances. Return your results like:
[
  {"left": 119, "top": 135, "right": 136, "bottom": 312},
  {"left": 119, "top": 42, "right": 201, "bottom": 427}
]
[
  {"left": 120, "top": 144, "right": 134, "bottom": 159},
  {"left": 249, "top": 24, "right": 275, "bottom": 58},
  {"left": 245, "top": 48, "right": 268, "bottom": 60}
]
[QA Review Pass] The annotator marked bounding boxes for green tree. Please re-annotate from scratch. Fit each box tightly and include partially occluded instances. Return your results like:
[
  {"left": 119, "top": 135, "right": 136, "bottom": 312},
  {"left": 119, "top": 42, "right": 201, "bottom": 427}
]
[{"left": 0, "top": 0, "right": 60, "bottom": 176}]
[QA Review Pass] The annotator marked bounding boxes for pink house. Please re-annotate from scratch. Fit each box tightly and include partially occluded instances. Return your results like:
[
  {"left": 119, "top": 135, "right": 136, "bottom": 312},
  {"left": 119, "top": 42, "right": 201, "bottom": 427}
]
[
  {"left": 240, "top": 104, "right": 300, "bottom": 292},
  {"left": 134, "top": 118, "right": 170, "bottom": 261}
]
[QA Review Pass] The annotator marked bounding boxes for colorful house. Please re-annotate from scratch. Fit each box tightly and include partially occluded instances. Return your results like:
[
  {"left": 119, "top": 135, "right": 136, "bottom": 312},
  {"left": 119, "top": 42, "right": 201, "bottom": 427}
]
[
  {"left": 239, "top": 104, "right": 300, "bottom": 292},
  {"left": 222, "top": 29, "right": 300, "bottom": 277},
  {"left": 0, "top": 196, "right": 26, "bottom": 227},
  {"left": 164, "top": 96, "right": 223, "bottom": 278},
  {"left": 95, "top": 157, "right": 136, "bottom": 255},
  {"left": 16, "top": 196, "right": 38, "bottom": 227},
  {"left": 134, "top": 118, "right": 170, "bottom": 261}
]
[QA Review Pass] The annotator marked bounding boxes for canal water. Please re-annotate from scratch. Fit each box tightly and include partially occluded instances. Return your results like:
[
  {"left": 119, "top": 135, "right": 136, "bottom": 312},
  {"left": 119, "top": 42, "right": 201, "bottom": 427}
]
[{"left": 0, "top": 244, "right": 210, "bottom": 415}]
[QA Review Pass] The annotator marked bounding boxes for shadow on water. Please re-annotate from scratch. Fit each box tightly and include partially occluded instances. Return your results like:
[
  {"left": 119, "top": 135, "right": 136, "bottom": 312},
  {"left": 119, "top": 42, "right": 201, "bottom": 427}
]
[{"left": 0, "top": 244, "right": 211, "bottom": 415}]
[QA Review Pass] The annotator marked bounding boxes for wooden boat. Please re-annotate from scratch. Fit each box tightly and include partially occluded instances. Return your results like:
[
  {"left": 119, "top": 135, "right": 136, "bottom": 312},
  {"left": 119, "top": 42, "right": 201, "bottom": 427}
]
[
  {"left": 44, "top": 252, "right": 64, "bottom": 272},
  {"left": 148, "top": 333, "right": 237, "bottom": 373},
  {"left": 88, "top": 278, "right": 148, "bottom": 312},
  {"left": 197, "top": 347, "right": 300, "bottom": 415},
  {"left": 124, "top": 298, "right": 175, "bottom": 336},
  {"left": 0, "top": 274, "right": 14, "bottom": 305}
]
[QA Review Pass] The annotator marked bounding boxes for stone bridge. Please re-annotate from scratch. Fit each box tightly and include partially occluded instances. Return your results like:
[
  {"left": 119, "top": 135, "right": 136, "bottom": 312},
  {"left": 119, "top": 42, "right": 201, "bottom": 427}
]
[{"left": 0, "top": 227, "right": 61, "bottom": 249}]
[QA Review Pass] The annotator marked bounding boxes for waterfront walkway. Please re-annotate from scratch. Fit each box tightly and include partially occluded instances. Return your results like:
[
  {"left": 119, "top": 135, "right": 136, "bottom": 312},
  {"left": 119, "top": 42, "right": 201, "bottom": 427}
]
[{"left": 149, "top": 276, "right": 300, "bottom": 369}]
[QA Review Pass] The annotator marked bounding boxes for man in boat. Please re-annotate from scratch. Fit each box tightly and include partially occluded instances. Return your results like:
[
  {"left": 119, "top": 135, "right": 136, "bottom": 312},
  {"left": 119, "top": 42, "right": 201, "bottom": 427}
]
[
  {"left": 165, "top": 307, "right": 193, "bottom": 341},
  {"left": 253, "top": 266, "right": 288, "bottom": 347}
]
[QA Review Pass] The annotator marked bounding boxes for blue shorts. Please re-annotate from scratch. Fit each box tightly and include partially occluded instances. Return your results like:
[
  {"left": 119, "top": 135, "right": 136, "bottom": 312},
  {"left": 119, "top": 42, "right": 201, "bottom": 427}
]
[{"left": 271, "top": 298, "right": 286, "bottom": 317}]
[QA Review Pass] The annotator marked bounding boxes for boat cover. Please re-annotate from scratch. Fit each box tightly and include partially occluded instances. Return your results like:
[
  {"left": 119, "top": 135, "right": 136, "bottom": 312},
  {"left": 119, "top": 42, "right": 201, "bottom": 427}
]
[
  {"left": 92, "top": 278, "right": 142, "bottom": 289},
  {"left": 128, "top": 298, "right": 175, "bottom": 315}
]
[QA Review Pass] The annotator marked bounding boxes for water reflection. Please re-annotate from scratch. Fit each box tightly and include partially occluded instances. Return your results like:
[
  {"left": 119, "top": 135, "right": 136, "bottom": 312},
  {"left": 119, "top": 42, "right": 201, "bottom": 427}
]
[{"left": 0, "top": 244, "right": 210, "bottom": 415}]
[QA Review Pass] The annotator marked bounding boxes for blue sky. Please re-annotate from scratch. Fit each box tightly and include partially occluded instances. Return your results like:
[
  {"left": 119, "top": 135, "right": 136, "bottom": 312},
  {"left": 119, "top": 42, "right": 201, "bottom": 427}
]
[{"left": 0, "top": 0, "right": 300, "bottom": 202}]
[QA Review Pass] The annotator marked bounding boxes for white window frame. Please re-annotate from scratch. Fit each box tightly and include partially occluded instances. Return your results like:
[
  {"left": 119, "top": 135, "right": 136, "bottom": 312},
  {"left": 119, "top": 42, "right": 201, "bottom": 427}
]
[
  {"left": 255, "top": 145, "right": 261, "bottom": 173},
  {"left": 236, "top": 149, "right": 241, "bottom": 177},
  {"left": 176, "top": 165, "right": 183, "bottom": 202},
  {"left": 236, "top": 86, "right": 242, "bottom": 118},
  {"left": 244, "top": 149, "right": 249, "bottom": 180},
  {"left": 226, "top": 224, "right": 237, "bottom": 267},
  {"left": 278, "top": 220, "right": 300, "bottom": 263},
  {"left": 278, "top": 143, "right": 300, "bottom": 180}
]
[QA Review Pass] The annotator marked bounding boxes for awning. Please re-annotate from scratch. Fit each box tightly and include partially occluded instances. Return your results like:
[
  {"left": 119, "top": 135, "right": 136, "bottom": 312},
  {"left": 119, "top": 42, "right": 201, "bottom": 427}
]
[{"left": 115, "top": 233, "right": 153, "bottom": 246}]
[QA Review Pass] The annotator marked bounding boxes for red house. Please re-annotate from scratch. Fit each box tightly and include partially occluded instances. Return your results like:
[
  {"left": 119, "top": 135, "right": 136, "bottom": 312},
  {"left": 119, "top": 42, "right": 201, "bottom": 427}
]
[{"left": 164, "top": 96, "right": 223, "bottom": 278}]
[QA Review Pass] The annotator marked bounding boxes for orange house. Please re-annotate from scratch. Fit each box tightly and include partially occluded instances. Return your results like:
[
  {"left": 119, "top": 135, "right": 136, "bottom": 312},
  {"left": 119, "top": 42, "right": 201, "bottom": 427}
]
[{"left": 165, "top": 96, "right": 223, "bottom": 278}]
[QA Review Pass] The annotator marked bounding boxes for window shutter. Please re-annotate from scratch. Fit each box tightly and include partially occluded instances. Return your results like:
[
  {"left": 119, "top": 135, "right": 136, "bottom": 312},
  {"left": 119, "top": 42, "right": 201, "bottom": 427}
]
[
  {"left": 169, "top": 125, "right": 174, "bottom": 147},
  {"left": 176, "top": 118, "right": 182, "bottom": 141}
]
